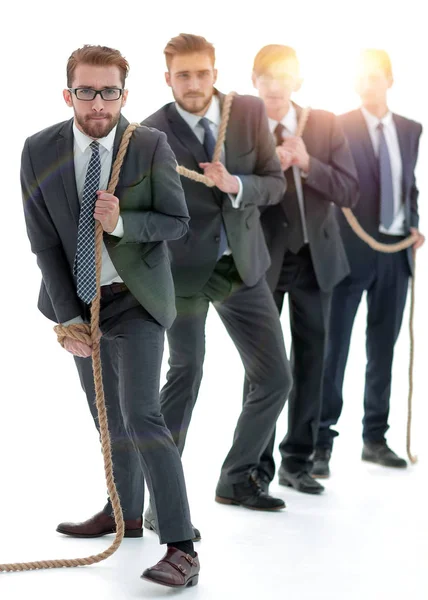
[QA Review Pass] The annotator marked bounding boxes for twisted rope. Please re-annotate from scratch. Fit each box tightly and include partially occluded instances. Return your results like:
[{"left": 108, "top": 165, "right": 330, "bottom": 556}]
[
  {"left": 298, "top": 108, "right": 417, "bottom": 464},
  {"left": 176, "top": 96, "right": 418, "bottom": 464},
  {"left": 0, "top": 122, "right": 140, "bottom": 573}
]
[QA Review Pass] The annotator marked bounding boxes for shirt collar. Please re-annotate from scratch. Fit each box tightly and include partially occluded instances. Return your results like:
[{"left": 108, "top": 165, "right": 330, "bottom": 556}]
[
  {"left": 360, "top": 106, "right": 393, "bottom": 130},
  {"left": 73, "top": 121, "right": 117, "bottom": 153},
  {"left": 268, "top": 103, "right": 298, "bottom": 135},
  {"left": 175, "top": 93, "right": 221, "bottom": 131}
]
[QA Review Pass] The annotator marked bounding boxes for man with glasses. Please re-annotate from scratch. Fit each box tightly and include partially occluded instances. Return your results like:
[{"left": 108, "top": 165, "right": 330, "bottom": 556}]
[
  {"left": 249, "top": 44, "right": 359, "bottom": 494},
  {"left": 21, "top": 44, "right": 201, "bottom": 589}
]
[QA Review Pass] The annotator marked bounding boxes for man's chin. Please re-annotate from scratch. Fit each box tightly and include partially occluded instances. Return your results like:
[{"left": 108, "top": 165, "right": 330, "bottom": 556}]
[
  {"left": 179, "top": 97, "right": 211, "bottom": 115},
  {"left": 81, "top": 117, "right": 116, "bottom": 139}
]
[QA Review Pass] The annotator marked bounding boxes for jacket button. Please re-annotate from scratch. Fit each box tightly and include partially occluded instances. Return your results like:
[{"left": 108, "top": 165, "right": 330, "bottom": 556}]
[{"left": 215, "top": 236, "right": 220, "bottom": 242}]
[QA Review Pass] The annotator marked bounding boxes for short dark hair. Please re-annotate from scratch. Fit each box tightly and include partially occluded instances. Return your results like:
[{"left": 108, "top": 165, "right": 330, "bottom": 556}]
[
  {"left": 164, "top": 33, "right": 215, "bottom": 70},
  {"left": 359, "top": 49, "right": 393, "bottom": 78},
  {"left": 253, "top": 45, "right": 299, "bottom": 76},
  {"left": 66, "top": 45, "right": 129, "bottom": 87}
]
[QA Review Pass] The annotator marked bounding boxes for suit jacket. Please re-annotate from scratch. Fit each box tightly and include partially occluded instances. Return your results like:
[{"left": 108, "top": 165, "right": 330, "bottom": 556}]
[
  {"left": 21, "top": 115, "right": 189, "bottom": 329},
  {"left": 337, "top": 109, "right": 422, "bottom": 275},
  {"left": 262, "top": 105, "right": 359, "bottom": 293},
  {"left": 142, "top": 92, "right": 286, "bottom": 296}
]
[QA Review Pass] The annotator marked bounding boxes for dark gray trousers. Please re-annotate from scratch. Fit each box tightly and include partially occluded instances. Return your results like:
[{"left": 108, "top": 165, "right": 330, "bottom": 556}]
[
  {"left": 74, "top": 288, "right": 194, "bottom": 544},
  {"left": 159, "top": 256, "right": 292, "bottom": 484}
]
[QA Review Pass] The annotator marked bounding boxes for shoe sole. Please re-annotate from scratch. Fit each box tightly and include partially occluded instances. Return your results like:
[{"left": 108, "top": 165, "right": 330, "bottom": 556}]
[
  {"left": 141, "top": 574, "right": 199, "bottom": 588},
  {"left": 361, "top": 456, "right": 407, "bottom": 468},
  {"left": 144, "top": 519, "right": 202, "bottom": 542},
  {"left": 56, "top": 527, "right": 143, "bottom": 538},
  {"left": 215, "top": 495, "right": 285, "bottom": 510},
  {"left": 278, "top": 478, "right": 325, "bottom": 494}
]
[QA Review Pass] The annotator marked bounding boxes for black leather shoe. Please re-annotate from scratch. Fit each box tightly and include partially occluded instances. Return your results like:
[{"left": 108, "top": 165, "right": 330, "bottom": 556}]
[
  {"left": 311, "top": 448, "right": 331, "bottom": 479},
  {"left": 215, "top": 475, "right": 285, "bottom": 511},
  {"left": 251, "top": 469, "right": 271, "bottom": 493},
  {"left": 278, "top": 465, "right": 325, "bottom": 494},
  {"left": 143, "top": 505, "right": 201, "bottom": 542},
  {"left": 362, "top": 441, "right": 407, "bottom": 468}
]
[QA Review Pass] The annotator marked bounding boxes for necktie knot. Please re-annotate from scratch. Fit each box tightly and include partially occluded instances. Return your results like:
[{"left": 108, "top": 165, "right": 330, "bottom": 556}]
[
  {"left": 90, "top": 140, "right": 100, "bottom": 153},
  {"left": 274, "top": 123, "right": 286, "bottom": 146},
  {"left": 199, "top": 117, "right": 211, "bottom": 132}
]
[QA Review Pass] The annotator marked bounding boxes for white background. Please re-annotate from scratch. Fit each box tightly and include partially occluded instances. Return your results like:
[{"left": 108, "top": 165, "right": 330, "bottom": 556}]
[{"left": 1, "top": 1, "right": 427, "bottom": 598}]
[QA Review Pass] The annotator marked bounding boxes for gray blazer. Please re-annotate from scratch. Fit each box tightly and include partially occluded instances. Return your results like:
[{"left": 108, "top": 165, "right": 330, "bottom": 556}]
[
  {"left": 21, "top": 115, "right": 189, "bottom": 329},
  {"left": 261, "top": 105, "right": 359, "bottom": 293},
  {"left": 142, "top": 91, "right": 286, "bottom": 296}
]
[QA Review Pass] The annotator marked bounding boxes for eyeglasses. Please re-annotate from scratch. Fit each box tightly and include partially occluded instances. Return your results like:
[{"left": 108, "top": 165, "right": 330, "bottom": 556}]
[{"left": 68, "top": 87, "right": 124, "bottom": 101}]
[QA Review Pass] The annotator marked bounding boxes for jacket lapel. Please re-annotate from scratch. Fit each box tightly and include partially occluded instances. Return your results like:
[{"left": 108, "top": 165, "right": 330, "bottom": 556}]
[
  {"left": 167, "top": 103, "right": 208, "bottom": 167},
  {"left": 111, "top": 114, "right": 130, "bottom": 172},
  {"left": 57, "top": 119, "right": 80, "bottom": 227},
  {"left": 355, "top": 109, "right": 379, "bottom": 184},
  {"left": 392, "top": 114, "right": 410, "bottom": 199}
]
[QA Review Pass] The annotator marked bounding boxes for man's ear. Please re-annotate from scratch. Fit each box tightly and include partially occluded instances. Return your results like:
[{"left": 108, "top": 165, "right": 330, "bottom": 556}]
[{"left": 63, "top": 88, "right": 73, "bottom": 107}]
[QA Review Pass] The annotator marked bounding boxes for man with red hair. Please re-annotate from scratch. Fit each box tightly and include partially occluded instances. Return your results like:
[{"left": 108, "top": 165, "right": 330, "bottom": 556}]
[{"left": 21, "top": 44, "right": 200, "bottom": 589}]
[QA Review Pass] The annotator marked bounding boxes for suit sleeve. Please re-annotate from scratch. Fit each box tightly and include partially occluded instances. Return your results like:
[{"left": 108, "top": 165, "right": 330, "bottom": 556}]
[
  {"left": 303, "top": 115, "right": 359, "bottom": 209},
  {"left": 409, "top": 124, "right": 423, "bottom": 229},
  {"left": 236, "top": 101, "right": 286, "bottom": 209},
  {"left": 21, "top": 138, "right": 83, "bottom": 323},
  {"left": 118, "top": 132, "right": 190, "bottom": 244}
]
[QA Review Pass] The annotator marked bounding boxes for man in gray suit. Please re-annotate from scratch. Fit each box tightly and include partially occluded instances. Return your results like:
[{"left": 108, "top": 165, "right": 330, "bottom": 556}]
[
  {"left": 142, "top": 33, "right": 292, "bottom": 519},
  {"left": 249, "top": 45, "right": 359, "bottom": 495},
  {"left": 21, "top": 44, "right": 200, "bottom": 589}
]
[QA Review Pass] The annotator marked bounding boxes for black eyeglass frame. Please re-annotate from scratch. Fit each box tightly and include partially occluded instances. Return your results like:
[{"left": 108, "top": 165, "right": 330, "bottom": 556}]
[{"left": 68, "top": 87, "right": 124, "bottom": 101}]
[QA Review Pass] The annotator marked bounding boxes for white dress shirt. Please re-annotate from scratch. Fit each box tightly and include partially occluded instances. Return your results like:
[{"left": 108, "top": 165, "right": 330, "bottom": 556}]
[
  {"left": 63, "top": 123, "right": 124, "bottom": 325},
  {"left": 360, "top": 107, "right": 405, "bottom": 235},
  {"left": 268, "top": 104, "right": 309, "bottom": 243}
]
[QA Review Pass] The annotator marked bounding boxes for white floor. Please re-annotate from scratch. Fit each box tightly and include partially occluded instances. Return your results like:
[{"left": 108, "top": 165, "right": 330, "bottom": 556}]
[{"left": 1, "top": 257, "right": 427, "bottom": 599}]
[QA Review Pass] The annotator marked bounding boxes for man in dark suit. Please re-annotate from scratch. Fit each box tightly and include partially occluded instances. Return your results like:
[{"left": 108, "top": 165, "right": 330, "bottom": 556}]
[
  {"left": 21, "top": 44, "right": 200, "bottom": 589},
  {"left": 314, "top": 49, "right": 425, "bottom": 477},
  {"left": 143, "top": 33, "right": 291, "bottom": 517},
  {"left": 249, "top": 45, "right": 359, "bottom": 494}
]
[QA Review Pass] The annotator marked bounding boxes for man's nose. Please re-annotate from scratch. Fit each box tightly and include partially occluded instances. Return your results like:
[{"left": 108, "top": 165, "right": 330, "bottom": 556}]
[{"left": 92, "top": 94, "right": 105, "bottom": 111}]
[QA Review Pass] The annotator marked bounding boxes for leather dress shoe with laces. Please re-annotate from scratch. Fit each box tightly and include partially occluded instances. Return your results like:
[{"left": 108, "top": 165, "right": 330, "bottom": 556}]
[
  {"left": 251, "top": 469, "right": 271, "bottom": 493},
  {"left": 215, "top": 474, "right": 285, "bottom": 510},
  {"left": 143, "top": 505, "right": 201, "bottom": 542},
  {"left": 311, "top": 448, "right": 332, "bottom": 479},
  {"left": 278, "top": 465, "right": 325, "bottom": 494},
  {"left": 362, "top": 440, "right": 407, "bottom": 468},
  {"left": 142, "top": 547, "right": 200, "bottom": 588},
  {"left": 56, "top": 510, "right": 143, "bottom": 538}
]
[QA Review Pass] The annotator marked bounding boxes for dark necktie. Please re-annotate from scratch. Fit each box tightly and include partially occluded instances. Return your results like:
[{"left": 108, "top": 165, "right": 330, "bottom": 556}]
[
  {"left": 377, "top": 123, "right": 395, "bottom": 229},
  {"left": 274, "top": 123, "right": 305, "bottom": 254},
  {"left": 73, "top": 140, "right": 101, "bottom": 304},
  {"left": 199, "top": 117, "right": 228, "bottom": 259}
]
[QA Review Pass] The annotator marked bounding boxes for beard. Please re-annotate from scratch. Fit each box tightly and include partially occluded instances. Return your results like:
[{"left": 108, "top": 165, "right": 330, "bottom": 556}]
[
  {"left": 174, "top": 90, "right": 213, "bottom": 115},
  {"left": 75, "top": 110, "right": 121, "bottom": 139}
]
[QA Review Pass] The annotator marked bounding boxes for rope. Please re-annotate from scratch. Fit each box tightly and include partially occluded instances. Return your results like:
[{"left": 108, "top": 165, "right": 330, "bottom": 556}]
[
  {"left": 0, "top": 122, "right": 140, "bottom": 573},
  {"left": 176, "top": 92, "right": 236, "bottom": 184},
  {"left": 176, "top": 96, "right": 418, "bottom": 464},
  {"left": 297, "top": 107, "right": 417, "bottom": 464}
]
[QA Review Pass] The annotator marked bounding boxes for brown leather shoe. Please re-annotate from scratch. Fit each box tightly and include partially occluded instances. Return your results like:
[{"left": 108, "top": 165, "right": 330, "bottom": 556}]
[
  {"left": 141, "top": 547, "right": 200, "bottom": 588},
  {"left": 56, "top": 511, "right": 143, "bottom": 538}
]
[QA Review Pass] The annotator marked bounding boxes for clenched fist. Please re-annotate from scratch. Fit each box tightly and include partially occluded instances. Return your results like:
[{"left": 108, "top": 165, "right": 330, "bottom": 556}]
[
  {"left": 199, "top": 161, "right": 240, "bottom": 194},
  {"left": 94, "top": 191, "right": 120, "bottom": 233}
]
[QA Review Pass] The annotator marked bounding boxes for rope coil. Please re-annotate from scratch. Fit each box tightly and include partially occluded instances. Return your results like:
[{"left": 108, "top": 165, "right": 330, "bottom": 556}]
[{"left": 0, "top": 122, "right": 140, "bottom": 573}]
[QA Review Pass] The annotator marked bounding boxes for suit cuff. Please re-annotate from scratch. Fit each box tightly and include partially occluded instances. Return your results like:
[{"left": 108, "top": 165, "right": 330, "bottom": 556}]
[
  {"left": 228, "top": 177, "right": 244, "bottom": 209},
  {"left": 109, "top": 215, "right": 124, "bottom": 238},
  {"left": 62, "top": 315, "right": 85, "bottom": 327}
]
